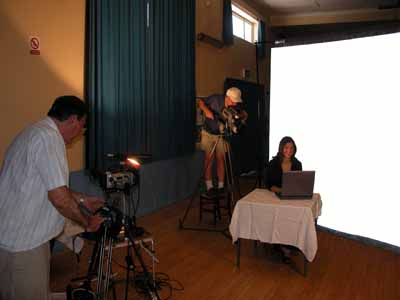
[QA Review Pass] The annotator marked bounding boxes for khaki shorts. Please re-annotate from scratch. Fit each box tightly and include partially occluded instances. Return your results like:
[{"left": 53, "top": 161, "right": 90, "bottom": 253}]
[
  {"left": 0, "top": 242, "right": 50, "bottom": 300},
  {"left": 200, "top": 130, "right": 228, "bottom": 155}
]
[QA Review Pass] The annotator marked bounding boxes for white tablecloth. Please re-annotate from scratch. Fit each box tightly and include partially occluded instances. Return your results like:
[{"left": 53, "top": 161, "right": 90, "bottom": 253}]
[
  {"left": 229, "top": 188, "right": 322, "bottom": 262},
  {"left": 56, "top": 219, "right": 84, "bottom": 253}
]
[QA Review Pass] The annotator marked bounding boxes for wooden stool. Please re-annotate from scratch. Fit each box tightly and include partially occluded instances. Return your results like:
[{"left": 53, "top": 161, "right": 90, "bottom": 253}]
[{"left": 199, "top": 190, "right": 231, "bottom": 226}]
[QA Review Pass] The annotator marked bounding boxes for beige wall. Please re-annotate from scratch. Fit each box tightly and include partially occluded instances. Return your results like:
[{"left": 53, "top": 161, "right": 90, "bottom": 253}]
[
  {"left": 0, "top": 0, "right": 85, "bottom": 171},
  {"left": 196, "top": 0, "right": 270, "bottom": 96},
  {"left": 0, "top": 0, "right": 271, "bottom": 169}
]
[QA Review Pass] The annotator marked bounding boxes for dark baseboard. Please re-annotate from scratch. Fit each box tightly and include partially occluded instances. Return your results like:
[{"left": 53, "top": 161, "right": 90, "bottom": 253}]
[{"left": 317, "top": 225, "right": 400, "bottom": 255}]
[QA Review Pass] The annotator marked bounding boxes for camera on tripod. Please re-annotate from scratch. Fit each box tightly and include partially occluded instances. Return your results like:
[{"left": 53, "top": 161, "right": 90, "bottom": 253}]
[
  {"left": 68, "top": 153, "right": 157, "bottom": 300},
  {"left": 93, "top": 153, "right": 142, "bottom": 192},
  {"left": 103, "top": 170, "right": 137, "bottom": 190},
  {"left": 219, "top": 106, "right": 245, "bottom": 134}
]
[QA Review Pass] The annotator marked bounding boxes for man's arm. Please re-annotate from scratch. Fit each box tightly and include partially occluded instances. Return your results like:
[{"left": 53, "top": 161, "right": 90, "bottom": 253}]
[
  {"left": 48, "top": 186, "right": 103, "bottom": 232},
  {"left": 198, "top": 99, "right": 214, "bottom": 119},
  {"left": 70, "top": 191, "right": 104, "bottom": 214}
]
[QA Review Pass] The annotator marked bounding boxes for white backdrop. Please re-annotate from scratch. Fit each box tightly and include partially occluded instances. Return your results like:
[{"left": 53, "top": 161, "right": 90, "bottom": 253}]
[{"left": 270, "top": 33, "right": 400, "bottom": 246}]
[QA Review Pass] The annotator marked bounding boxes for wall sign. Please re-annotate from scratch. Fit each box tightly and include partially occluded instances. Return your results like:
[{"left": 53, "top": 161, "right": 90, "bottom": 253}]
[{"left": 29, "top": 36, "right": 40, "bottom": 55}]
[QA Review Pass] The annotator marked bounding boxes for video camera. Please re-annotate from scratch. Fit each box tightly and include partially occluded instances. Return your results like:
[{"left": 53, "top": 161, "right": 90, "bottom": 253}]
[
  {"left": 92, "top": 153, "right": 144, "bottom": 192},
  {"left": 219, "top": 106, "right": 245, "bottom": 134},
  {"left": 102, "top": 170, "right": 137, "bottom": 190}
]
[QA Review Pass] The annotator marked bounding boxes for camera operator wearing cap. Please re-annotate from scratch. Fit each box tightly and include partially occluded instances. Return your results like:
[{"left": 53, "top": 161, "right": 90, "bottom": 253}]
[
  {"left": 0, "top": 96, "right": 104, "bottom": 300},
  {"left": 198, "top": 87, "right": 248, "bottom": 194}
]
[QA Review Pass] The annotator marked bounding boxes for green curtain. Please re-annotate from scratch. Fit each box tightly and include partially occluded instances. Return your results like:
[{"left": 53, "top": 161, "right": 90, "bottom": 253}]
[
  {"left": 257, "top": 20, "right": 266, "bottom": 59},
  {"left": 85, "top": 0, "right": 195, "bottom": 170},
  {"left": 146, "top": 0, "right": 196, "bottom": 161},
  {"left": 222, "top": 0, "right": 233, "bottom": 46}
]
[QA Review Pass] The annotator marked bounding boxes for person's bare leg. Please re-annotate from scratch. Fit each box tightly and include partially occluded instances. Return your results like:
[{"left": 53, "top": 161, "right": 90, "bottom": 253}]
[
  {"left": 216, "top": 152, "right": 225, "bottom": 188},
  {"left": 204, "top": 152, "right": 214, "bottom": 190}
]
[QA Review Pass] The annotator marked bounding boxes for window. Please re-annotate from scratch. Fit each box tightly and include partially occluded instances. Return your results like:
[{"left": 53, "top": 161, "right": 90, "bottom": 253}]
[{"left": 232, "top": 4, "right": 258, "bottom": 43}]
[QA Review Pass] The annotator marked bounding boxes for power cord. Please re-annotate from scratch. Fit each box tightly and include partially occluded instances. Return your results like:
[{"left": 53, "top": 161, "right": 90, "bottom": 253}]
[
  {"left": 111, "top": 257, "right": 184, "bottom": 300},
  {"left": 132, "top": 271, "right": 184, "bottom": 300}
]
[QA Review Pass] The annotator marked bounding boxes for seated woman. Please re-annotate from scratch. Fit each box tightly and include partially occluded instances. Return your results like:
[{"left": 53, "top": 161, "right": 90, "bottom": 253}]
[
  {"left": 265, "top": 136, "right": 302, "bottom": 263},
  {"left": 265, "top": 136, "right": 302, "bottom": 193}
]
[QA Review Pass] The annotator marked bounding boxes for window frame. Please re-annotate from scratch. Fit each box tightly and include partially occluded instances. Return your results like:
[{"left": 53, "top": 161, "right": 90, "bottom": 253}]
[{"left": 232, "top": 3, "right": 259, "bottom": 44}]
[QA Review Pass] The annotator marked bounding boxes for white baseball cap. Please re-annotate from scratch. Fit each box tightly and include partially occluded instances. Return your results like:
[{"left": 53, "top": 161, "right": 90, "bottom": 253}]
[{"left": 226, "top": 87, "right": 242, "bottom": 103}]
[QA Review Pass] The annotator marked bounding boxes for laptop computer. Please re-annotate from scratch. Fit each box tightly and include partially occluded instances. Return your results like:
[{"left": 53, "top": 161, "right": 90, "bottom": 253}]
[{"left": 276, "top": 171, "right": 315, "bottom": 199}]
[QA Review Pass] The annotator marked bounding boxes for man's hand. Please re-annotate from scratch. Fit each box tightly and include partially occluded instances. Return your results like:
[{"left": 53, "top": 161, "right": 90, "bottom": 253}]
[
  {"left": 49, "top": 186, "right": 90, "bottom": 228},
  {"left": 198, "top": 99, "right": 214, "bottom": 119},
  {"left": 83, "top": 196, "right": 105, "bottom": 213},
  {"left": 240, "top": 110, "right": 248, "bottom": 121},
  {"left": 86, "top": 215, "right": 104, "bottom": 232},
  {"left": 204, "top": 109, "right": 214, "bottom": 120}
]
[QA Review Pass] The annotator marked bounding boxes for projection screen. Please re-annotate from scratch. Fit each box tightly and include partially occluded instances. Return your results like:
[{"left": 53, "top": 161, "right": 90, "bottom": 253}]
[{"left": 270, "top": 32, "right": 400, "bottom": 246}]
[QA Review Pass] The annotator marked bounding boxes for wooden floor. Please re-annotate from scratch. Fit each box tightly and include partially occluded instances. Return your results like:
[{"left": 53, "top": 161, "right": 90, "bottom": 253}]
[{"left": 51, "top": 183, "right": 400, "bottom": 300}]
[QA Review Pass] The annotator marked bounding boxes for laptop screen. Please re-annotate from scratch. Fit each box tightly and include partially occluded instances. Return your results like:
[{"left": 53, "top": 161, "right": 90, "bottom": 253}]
[{"left": 281, "top": 171, "right": 315, "bottom": 198}]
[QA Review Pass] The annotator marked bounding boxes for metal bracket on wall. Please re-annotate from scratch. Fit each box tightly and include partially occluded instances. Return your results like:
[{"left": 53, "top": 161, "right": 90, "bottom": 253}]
[{"left": 197, "top": 33, "right": 224, "bottom": 49}]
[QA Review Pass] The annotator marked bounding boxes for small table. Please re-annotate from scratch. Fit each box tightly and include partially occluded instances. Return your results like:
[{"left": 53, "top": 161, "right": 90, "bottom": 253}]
[{"left": 229, "top": 189, "right": 322, "bottom": 274}]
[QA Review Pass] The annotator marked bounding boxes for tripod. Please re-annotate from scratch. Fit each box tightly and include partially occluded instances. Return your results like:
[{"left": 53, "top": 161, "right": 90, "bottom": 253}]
[
  {"left": 67, "top": 211, "right": 120, "bottom": 300},
  {"left": 179, "top": 128, "right": 238, "bottom": 234},
  {"left": 123, "top": 218, "right": 159, "bottom": 300},
  {"left": 68, "top": 191, "right": 159, "bottom": 300},
  {"left": 96, "top": 213, "right": 120, "bottom": 300}
]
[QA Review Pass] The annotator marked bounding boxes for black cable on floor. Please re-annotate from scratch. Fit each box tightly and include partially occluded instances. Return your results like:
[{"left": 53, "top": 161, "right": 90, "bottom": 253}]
[{"left": 132, "top": 271, "right": 184, "bottom": 300}]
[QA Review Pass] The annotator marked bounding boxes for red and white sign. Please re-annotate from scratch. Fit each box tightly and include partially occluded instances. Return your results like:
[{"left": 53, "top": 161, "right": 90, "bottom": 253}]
[{"left": 29, "top": 36, "right": 40, "bottom": 55}]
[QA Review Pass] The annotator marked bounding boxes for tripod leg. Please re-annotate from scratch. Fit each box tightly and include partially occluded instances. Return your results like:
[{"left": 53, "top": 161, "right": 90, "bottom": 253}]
[
  {"left": 88, "top": 239, "right": 100, "bottom": 276},
  {"left": 126, "top": 228, "right": 160, "bottom": 300},
  {"left": 124, "top": 245, "right": 132, "bottom": 300},
  {"left": 204, "top": 135, "right": 219, "bottom": 186},
  {"left": 227, "top": 141, "right": 243, "bottom": 199},
  {"left": 112, "top": 284, "right": 117, "bottom": 300},
  {"left": 103, "top": 237, "right": 114, "bottom": 299},
  {"left": 179, "top": 181, "right": 200, "bottom": 228},
  {"left": 96, "top": 227, "right": 108, "bottom": 298},
  {"left": 179, "top": 135, "right": 220, "bottom": 228},
  {"left": 70, "top": 238, "right": 100, "bottom": 283},
  {"left": 223, "top": 141, "right": 236, "bottom": 216}
]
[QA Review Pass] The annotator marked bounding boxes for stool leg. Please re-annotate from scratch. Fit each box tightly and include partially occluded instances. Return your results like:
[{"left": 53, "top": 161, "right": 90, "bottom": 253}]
[
  {"left": 216, "top": 198, "right": 222, "bottom": 220},
  {"left": 226, "top": 194, "right": 232, "bottom": 219},
  {"left": 199, "top": 196, "right": 203, "bottom": 222},
  {"left": 213, "top": 200, "right": 217, "bottom": 226}
]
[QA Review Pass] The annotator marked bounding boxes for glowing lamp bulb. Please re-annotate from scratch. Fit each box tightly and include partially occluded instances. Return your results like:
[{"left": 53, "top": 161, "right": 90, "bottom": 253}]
[{"left": 126, "top": 157, "right": 141, "bottom": 169}]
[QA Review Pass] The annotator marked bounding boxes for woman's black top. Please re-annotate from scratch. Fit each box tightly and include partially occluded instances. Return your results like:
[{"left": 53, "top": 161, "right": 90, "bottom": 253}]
[{"left": 264, "top": 156, "right": 302, "bottom": 190}]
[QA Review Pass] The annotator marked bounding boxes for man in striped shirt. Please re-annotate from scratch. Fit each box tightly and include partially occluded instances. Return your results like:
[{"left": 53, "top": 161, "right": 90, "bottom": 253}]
[{"left": 0, "top": 95, "right": 104, "bottom": 300}]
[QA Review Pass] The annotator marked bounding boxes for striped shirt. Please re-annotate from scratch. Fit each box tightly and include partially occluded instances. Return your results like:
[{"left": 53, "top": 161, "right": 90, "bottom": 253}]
[{"left": 0, "top": 117, "right": 69, "bottom": 252}]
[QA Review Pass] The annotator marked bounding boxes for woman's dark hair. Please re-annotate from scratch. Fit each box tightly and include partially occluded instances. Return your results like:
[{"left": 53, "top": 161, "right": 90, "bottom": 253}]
[
  {"left": 47, "top": 95, "right": 88, "bottom": 121},
  {"left": 276, "top": 136, "right": 297, "bottom": 161}
]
